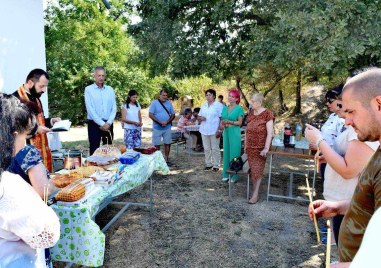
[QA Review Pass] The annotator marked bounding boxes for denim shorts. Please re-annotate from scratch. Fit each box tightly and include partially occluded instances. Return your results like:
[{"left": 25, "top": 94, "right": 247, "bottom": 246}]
[{"left": 152, "top": 128, "right": 172, "bottom": 145}]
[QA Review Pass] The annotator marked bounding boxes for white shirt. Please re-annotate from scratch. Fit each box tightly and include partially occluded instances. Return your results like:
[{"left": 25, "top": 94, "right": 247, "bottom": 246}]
[
  {"left": 122, "top": 103, "right": 141, "bottom": 130},
  {"left": 198, "top": 101, "right": 223, "bottom": 135},
  {"left": 350, "top": 208, "right": 381, "bottom": 267},
  {"left": 0, "top": 172, "right": 60, "bottom": 268},
  {"left": 85, "top": 83, "right": 117, "bottom": 126},
  {"left": 321, "top": 113, "right": 345, "bottom": 147},
  {"left": 323, "top": 126, "right": 379, "bottom": 201}
]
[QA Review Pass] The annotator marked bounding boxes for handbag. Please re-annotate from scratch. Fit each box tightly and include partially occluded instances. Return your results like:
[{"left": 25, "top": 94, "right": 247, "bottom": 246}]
[{"left": 229, "top": 156, "right": 244, "bottom": 173}]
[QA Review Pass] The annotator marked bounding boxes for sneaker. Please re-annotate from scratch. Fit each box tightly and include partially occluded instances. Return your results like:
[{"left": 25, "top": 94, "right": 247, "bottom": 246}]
[
  {"left": 212, "top": 168, "right": 219, "bottom": 172},
  {"left": 204, "top": 166, "right": 213, "bottom": 170},
  {"left": 222, "top": 177, "right": 229, "bottom": 182},
  {"left": 166, "top": 161, "right": 173, "bottom": 167}
]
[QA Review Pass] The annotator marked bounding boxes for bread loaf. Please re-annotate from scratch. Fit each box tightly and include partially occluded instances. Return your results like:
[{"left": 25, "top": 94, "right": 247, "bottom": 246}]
[
  {"left": 70, "top": 166, "right": 104, "bottom": 177},
  {"left": 51, "top": 173, "right": 83, "bottom": 188},
  {"left": 56, "top": 180, "right": 86, "bottom": 202}
]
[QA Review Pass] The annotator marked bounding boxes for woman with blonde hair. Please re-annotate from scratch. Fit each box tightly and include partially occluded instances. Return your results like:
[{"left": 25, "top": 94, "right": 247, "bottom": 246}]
[{"left": 245, "top": 93, "right": 274, "bottom": 204}]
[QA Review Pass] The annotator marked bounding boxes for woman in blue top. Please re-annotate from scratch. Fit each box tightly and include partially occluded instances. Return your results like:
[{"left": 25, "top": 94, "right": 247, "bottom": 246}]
[
  {"left": 218, "top": 89, "right": 245, "bottom": 182},
  {"left": 1, "top": 94, "right": 58, "bottom": 267}
]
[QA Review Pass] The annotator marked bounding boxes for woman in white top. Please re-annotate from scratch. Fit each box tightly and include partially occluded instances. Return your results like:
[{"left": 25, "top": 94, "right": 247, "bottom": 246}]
[
  {"left": 0, "top": 94, "right": 60, "bottom": 267},
  {"left": 305, "top": 97, "right": 378, "bottom": 246},
  {"left": 121, "top": 90, "right": 143, "bottom": 149},
  {"left": 198, "top": 89, "right": 224, "bottom": 171}
]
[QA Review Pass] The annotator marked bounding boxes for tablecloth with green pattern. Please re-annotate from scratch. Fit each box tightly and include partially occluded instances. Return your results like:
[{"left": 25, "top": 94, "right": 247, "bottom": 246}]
[{"left": 51, "top": 151, "right": 169, "bottom": 267}]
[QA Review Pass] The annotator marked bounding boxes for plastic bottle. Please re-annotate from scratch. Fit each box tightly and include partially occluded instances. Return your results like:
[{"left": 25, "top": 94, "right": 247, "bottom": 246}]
[
  {"left": 283, "top": 122, "right": 291, "bottom": 147},
  {"left": 295, "top": 121, "right": 303, "bottom": 141}
]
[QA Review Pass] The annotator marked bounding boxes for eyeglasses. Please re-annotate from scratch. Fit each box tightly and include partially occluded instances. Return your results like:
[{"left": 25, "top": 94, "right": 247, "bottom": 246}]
[
  {"left": 337, "top": 103, "right": 343, "bottom": 109},
  {"left": 326, "top": 98, "right": 336, "bottom": 104}
]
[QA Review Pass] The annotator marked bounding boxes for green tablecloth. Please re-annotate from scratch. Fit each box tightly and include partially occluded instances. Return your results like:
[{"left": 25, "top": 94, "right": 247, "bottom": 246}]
[{"left": 51, "top": 151, "right": 169, "bottom": 266}]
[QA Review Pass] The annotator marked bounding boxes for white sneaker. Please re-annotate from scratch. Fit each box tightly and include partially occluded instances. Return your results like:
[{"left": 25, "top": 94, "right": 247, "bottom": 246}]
[{"left": 222, "top": 177, "right": 229, "bottom": 182}]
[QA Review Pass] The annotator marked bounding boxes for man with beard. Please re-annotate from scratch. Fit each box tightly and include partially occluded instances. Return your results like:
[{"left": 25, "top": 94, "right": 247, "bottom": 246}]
[
  {"left": 85, "top": 66, "right": 116, "bottom": 155},
  {"left": 307, "top": 68, "right": 381, "bottom": 267},
  {"left": 13, "top": 68, "right": 61, "bottom": 172}
]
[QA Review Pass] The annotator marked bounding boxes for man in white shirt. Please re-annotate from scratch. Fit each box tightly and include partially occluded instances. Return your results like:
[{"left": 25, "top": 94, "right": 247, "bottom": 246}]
[
  {"left": 198, "top": 89, "right": 223, "bottom": 172},
  {"left": 84, "top": 66, "right": 117, "bottom": 155}
]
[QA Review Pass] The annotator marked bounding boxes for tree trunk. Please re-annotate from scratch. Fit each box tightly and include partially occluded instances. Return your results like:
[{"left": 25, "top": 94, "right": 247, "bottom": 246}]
[
  {"left": 278, "top": 89, "right": 288, "bottom": 114},
  {"left": 236, "top": 77, "right": 250, "bottom": 109},
  {"left": 293, "top": 70, "right": 302, "bottom": 114}
]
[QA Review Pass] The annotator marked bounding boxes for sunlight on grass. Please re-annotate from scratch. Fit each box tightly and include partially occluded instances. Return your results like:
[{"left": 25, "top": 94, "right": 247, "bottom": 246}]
[{"left": 206, "top": 188, "right": 215, "bottom": 192}]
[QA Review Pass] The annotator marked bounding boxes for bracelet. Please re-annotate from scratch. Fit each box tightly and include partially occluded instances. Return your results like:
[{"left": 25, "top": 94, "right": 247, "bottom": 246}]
[{"left": 316, "top": 137, "right": 326, "bottom": 147}]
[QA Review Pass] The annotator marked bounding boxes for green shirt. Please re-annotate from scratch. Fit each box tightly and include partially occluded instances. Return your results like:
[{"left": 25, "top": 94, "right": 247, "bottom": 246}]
[{"left": 339, "top": 147, "right": 381, "bottom": 262}]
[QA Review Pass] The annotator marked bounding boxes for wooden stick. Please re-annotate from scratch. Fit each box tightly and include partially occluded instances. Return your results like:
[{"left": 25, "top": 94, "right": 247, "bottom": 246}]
[
  {"left": 306, "top": 177, "right": 321, "bottom": 244},
  {"left": 326, "top": 220, "right": 331, "bottom": 268},
  {"left": 315, "top": 148, "right": 320, "bottom": 173}
]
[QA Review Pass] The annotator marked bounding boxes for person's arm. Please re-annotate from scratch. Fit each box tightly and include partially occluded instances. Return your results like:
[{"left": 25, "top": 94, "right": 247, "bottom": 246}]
[
  {"left": 166, "top": 103, "right": 176, "bottom": 124},
  {"left": 138, "top": 109, "right": 143, "bottom": 127},
  {"left": 331, "top": 263, "right": 351, "bottom": 268},
  {"left": 84, "top": 86, "right": 105, "bottom": 126},
  {"left": 28, "top": 163, "right": 58, "bottom": 198},
  {"left": 106, "top": 87, "right": 117, "bottom": 125},
  {"left": 305, "top": 124, "right": 375, "bottom": 179},
  {"left": 198, "top": 105, "right": 206, "bottom": 122},
  {"left": 308, "top": 199, "right": 350, "bottom": 220},
  {"left": 260, "top": 119, "right": 273, "bottom": 157}
]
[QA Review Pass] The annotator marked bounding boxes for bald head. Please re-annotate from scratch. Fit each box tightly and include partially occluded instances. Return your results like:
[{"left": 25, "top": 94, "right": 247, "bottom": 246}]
[{"left": 343, "top": 68, "right": 381, "bottom": 107}]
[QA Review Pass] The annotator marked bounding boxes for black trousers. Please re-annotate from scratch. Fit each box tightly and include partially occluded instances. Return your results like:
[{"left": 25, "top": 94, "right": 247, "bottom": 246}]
[
  {"left": 333, "top": 214, "right": 344, "bottom": 246},
  {"left": 88, "top": 120, "right": 114, "bottom": 155},
  {"left": 190, "top": 131, "right": 203, "bottom": 146}
]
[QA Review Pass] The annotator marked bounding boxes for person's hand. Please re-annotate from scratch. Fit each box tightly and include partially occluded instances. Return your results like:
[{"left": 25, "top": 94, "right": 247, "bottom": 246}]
[
  {"left": 37, "top": 125, "right": 51, "bottom": 134},
  {"left": 305, "top": 123, "right": 323, "bottom": 145},
  {"left": 160, "top": 121, "right": 167, "bottom": 127},
  {"left": 198, "top": 116, "right": 206, "bottom": 122},
  {"left": 100, "top": 123, "right": 110, "bottom": 131},
  {"left": 51, "top": 117, "right": 61, "bottom": 124},
  {"left": 309, "top": 143, "right": 317, "bottom": 150},
  {"left": 308, "top": 200, "right": 340, "bottom": 220},
  {"left": 260, "top": 147, "right": 269, "bottom": 157},
  {"left": 138, "top": 122, "right": 143, "bottom": 127}
]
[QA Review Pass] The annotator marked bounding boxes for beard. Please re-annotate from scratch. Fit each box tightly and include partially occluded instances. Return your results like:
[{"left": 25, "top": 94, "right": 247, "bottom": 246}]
[{"left": 30, "top": 85, "right": 43, "bottom": 98}]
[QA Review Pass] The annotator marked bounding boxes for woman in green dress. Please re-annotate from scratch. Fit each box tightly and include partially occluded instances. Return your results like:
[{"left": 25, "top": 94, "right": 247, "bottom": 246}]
[{"left": 219, "top": 89, "right": 245, "bottom": 182}]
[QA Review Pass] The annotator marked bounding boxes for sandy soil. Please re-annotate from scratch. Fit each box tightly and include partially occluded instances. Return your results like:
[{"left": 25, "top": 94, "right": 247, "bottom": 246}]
[
  {"left": 54, "top": 132, "right": 336, "bottom": 268},
  {"left": 55, "top": 86, "right": 339, "bottom": 267}
]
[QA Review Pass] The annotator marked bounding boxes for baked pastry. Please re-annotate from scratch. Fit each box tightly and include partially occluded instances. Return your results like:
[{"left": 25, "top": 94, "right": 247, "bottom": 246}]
[
  {"left": 70, "top": 166, "right": 104, "bottom": 177},
  {"left": 55, "top": 178, "right": 94, "bottom": 202},
  {"left": 93, "top": 145, "right": 121, "bottom": 158},
  {"left": 51, "top": 173, "right": 83, "bottom": 188}
]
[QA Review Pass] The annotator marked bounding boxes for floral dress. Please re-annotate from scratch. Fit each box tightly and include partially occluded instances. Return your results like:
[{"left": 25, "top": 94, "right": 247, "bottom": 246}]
[{"left": 245, "top": 109, "right": 274, "bottom": 180}]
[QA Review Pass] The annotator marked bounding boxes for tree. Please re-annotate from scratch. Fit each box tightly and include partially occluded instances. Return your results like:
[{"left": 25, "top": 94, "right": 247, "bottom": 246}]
[{"left": 45, "top": 0, "right": 155, "bottom": 124}]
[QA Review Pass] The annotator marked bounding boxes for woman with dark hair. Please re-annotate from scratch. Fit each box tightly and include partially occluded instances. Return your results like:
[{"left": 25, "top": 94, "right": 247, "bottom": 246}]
[
  {"left": 198, "top": 89, "right": 224, "bottom": 171},
  {"left": 5, "top": 96, "right": 57, "bottom": 198},
  {"left": 121, "top": 89, "right": 143, "bottom": 149},
  {"left": 219, "top": 89, "right": 245, "bottom": 182},
  {"left": 0, "top": 93, "right": 60, "bottom": 267}
]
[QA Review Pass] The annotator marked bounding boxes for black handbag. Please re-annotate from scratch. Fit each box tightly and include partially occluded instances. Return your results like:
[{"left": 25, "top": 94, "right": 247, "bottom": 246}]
[{"left": 229, "top": 156, "right": 244, "bottom": 173}]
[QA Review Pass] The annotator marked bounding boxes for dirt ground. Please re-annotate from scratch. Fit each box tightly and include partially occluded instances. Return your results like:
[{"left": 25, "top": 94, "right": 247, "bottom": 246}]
[{"left": 54, "top": 125, "right": 337, "bottom": 268}]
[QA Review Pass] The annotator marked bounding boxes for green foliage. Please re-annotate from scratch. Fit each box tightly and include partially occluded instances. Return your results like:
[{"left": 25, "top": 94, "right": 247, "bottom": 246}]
[{"left": 45, "top": 0, "right": 157, "bottom": 124}]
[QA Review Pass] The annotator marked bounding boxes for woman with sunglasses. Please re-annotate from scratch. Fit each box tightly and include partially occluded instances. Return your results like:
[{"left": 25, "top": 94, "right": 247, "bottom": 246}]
[
  {"left": 311, "top": 85, "right": 346, "bottom": 182},
  {"left": 305, "top": 85, "right": 379, "bottom": 247}
]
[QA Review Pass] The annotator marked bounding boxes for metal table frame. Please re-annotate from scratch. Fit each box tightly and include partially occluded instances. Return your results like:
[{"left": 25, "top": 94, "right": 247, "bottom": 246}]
[
  {"left": 266, "top": 147, "right": 316, "bottom": 202},
  {"left": 63, "top": 176, "right": 154, "bottom": 268}
]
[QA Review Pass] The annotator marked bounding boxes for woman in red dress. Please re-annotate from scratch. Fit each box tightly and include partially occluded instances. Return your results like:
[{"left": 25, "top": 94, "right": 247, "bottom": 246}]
[{"left": 245, "top": 93, "right": 274, "bottom": 204}]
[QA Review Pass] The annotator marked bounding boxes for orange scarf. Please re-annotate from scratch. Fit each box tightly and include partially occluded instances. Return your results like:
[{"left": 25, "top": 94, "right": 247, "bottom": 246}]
[{"left": 17, "top": 85, "right": 53, "bottom": 172}]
